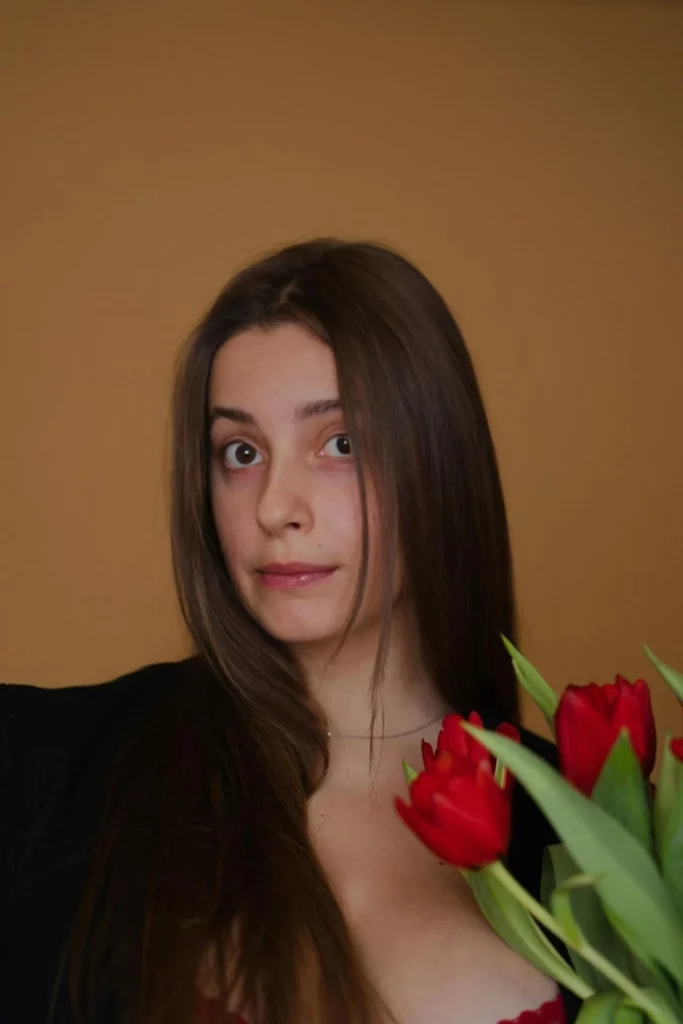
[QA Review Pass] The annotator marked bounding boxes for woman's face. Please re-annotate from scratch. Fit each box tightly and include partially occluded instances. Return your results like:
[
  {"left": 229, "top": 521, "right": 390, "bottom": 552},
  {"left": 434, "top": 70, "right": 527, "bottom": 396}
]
[{"left": 208, "top": 322, "right": 396, "bottom": 646}]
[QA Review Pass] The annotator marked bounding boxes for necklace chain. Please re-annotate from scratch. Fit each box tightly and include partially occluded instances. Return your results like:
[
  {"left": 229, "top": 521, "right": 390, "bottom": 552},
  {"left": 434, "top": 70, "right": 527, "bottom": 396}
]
[{"left": 326, "top": 711, "right": 444, "bottom": 740}]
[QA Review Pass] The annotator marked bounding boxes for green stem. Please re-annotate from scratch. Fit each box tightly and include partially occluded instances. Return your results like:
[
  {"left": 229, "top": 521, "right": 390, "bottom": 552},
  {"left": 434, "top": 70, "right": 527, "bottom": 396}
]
[{"left": 487, "top": 861, "right": 681, "bottom": 1024}]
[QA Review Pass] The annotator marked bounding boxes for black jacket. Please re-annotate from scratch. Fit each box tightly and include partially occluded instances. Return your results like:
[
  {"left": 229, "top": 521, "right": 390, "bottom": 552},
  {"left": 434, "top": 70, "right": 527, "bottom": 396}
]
[{"left": 1, "top": 658, "right": 580, "bottom": 1024}]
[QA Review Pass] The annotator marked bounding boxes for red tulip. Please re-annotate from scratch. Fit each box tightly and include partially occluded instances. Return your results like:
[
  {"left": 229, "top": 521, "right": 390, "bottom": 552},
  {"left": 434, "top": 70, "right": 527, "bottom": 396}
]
[
  {"left": 555, "top": 675, "right": 656, "bottom": 796},
  {"left": 668, "top": 703, "right": 683, "bottom": 762},
  {"left": 395, "top": 712, "right": 520, "bottom": 869}
]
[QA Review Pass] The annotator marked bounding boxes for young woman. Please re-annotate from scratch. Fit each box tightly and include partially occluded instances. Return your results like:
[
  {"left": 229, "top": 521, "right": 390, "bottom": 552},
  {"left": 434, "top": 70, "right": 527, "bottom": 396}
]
[{"left": 1, "top": 239, "right": 575, "bottom": 1024}]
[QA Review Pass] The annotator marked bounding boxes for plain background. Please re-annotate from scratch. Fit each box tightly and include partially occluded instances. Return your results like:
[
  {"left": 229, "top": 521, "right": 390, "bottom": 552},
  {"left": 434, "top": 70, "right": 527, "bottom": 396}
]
[{"left": 1, "top": 0, "right": 681, "bottom": 747}]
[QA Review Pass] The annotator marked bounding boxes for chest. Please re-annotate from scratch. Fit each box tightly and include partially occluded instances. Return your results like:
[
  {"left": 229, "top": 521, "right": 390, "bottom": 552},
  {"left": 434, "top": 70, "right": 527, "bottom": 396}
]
[{"left": 306, "top": 781, "right": 558, "bottom": 1024}]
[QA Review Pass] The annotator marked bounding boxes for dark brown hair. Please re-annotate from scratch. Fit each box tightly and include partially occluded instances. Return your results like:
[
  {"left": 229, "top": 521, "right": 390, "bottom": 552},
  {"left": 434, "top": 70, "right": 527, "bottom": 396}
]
[{"left": 61, "top": 238, "right": 519, "bottom": 1024}]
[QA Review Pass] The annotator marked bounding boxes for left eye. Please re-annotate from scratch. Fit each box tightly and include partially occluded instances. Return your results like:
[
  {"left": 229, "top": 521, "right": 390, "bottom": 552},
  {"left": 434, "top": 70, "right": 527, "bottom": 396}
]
[{"left": 322, "top": 434, "right": 352, "bottom": 458}]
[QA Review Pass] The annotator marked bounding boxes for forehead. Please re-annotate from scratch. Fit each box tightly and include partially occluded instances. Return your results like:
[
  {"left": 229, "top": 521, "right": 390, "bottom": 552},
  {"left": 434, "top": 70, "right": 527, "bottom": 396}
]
[{"left": 209, "top": 323, "right": 338, "bottom": 410}]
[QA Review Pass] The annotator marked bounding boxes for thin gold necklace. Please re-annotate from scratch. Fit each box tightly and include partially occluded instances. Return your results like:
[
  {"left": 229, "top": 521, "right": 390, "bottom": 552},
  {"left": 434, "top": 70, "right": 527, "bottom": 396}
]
[{"left": 326, "top": 711, "right": 444, "bottom": 740}]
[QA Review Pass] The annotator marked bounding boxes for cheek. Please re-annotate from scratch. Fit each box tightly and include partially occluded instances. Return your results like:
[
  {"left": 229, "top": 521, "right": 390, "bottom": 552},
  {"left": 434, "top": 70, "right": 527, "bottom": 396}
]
[
  {"left": 362, "top": 490, "right": 402, "bottom": 599},
  {"left": 340, "top": 485, "right": 385, "bottom": 591},
  {"left": 319, "top": 484, "right": 363, "bottom": 555}
]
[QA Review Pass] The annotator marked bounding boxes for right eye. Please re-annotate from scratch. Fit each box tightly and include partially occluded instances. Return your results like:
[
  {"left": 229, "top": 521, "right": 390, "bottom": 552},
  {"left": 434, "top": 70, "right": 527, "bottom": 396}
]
[{"left": 221, "top": 440, "right": 264, "bottom": 470}]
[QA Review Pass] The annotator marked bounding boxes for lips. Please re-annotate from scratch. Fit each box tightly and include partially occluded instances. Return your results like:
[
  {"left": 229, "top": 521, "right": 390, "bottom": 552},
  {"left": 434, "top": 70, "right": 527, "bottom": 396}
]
[
  {"left": 256, "top": 563, "right": 338, "bottom": 590},
  {"left": 257, "top": 562, "right": 336, "bottom": 574}
]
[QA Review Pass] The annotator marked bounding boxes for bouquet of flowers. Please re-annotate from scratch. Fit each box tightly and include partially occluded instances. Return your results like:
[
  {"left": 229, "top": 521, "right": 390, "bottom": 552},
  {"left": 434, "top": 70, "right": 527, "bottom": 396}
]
[{"left": 395, "top": 641, "right": 683, "bottom": 1024}]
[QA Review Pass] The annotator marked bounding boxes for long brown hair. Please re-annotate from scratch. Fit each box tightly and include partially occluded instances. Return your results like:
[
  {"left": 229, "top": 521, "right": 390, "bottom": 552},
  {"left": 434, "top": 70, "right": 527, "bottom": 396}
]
[{"left": 61, "top": 239, "right": 520, "bottom": 1024}]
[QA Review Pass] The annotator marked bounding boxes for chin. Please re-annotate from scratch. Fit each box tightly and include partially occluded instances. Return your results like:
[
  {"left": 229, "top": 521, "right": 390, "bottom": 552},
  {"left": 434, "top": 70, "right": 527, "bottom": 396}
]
[
  {"left": 249, "top": 604, "right": 350, "bottom": 647},
  {"left": 260, "top": 616, "right": 347, "bottom": 647}
]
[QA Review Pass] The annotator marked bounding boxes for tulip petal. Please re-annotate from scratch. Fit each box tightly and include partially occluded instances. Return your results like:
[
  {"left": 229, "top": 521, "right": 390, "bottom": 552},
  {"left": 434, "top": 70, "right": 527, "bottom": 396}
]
[
  {"left": 394, "top": 796, "right": 489, "bottom": 867},
  {"left": 611, "top": 680, "right": 657, "bottom": 778},
  {"left": 464, "top": 710, "right": 495, "bottom": 767},
  {"left": 409, "top": 771, "right": 442, "bottom": 816},
  {"left": 431, "top": 791, "right": 507, "bottom": 867},
  {"left": 437, "top": 711, "right": 491, "bottom": 769},
  {"left": 496, "top": 722, "right": 521, "bottom": 743},
  {"left": 556, "top": 686, "right": 621, "bottom": 795},
  {"left": 438, "top": 773, "right": 510, "bottom": 858},
  {"left": 421, "top": 739, "right": 436, "bottom": 771},
  {"left": 438, "top": 714, "right": 469, "bottom": 758}
]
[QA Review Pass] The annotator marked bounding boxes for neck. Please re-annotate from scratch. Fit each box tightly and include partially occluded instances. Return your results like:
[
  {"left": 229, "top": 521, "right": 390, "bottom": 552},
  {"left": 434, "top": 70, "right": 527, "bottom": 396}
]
[{"left": 289, "top": 602, "right": 452, "bottom": 741}]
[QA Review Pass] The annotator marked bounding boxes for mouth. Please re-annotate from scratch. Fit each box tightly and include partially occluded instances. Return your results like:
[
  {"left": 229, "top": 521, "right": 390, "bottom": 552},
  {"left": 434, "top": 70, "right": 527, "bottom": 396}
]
[{"left": 255, "top": 563, "right": 338, "bottom": 590}]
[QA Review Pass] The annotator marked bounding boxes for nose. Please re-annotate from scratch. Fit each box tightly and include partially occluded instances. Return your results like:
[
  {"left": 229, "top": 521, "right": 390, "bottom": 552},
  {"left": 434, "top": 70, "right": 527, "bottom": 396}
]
[{"left": 256, "top": 460, "right": 314, "bottom": 535}]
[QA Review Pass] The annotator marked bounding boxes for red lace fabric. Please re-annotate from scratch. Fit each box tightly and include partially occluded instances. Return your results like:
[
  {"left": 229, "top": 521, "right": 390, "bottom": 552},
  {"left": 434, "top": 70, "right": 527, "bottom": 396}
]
[
  {"left": 500, "top": 994, "right": 566, "bottom": 1024},
  {"left": 195, "top": 992, "right": 566, "bottom": 1024}
]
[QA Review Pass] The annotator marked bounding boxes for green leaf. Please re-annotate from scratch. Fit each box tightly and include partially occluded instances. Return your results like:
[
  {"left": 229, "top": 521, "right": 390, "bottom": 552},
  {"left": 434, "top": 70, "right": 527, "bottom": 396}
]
[
  {"left": 539, "top": 847, "right": 609, "bottom": 989},
  {"left": 592, "top": 731, "right": 653, "bottom": 854},
  {"left": 628, "top": 989, "right": 683, "bottom": 1024},
  {"left": 575, "top": 990, "right": 623, "bottom": 1024},
  {"left": 643, "top": 646, "right": 683, "bottom": 703},
  {"left": 614, "top": 1007, "right": 644, "bottom": 1024},
  {"left": 545, "top": 844, "right": 631, "bottom": 992},
  {"left": 576, "top": 990, "right": 673, "bottom": 1024},
  {"left": 540, "top": 843, "right": 557, "bottom": 910},
  {"left": 494, "top": 757, "right": 508, "bottom": 789},
  {"left": 660, "top": 767, "right": 683, "bottom": 924},
  {"left": 462, "top": 864, "right": 586, "bottom": 996},
  {"left": 501, "top": 635, "right": 558, "bottom": 731},
  {"left": 598, "top": 903, "right": 682, "bottom": 1011},
  {"left": 547, "top": 858, "right": 681, "bottom": 1011},
  {"left": 551, "top": 884, "right": 584, "bottom": 946},
  {"left": 402, "top": 759, "right": 418, "bottom": 786},
  {"left": 610, "top": 905, "right": 683, "bottom": 1007},
  {"left": 562, "top": 872, "right": 605, "bottom": 889},
  {"left": 654, "top": 736, "right": 681, "bottom": 863},
  {"left": 463, "top": 725, "right": 683, "bottom": 986}
]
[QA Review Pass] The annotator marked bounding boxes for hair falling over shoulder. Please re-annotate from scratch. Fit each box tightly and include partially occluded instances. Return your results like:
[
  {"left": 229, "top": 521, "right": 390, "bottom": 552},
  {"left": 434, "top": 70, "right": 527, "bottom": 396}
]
[{"left": 59, "top": 239, "right": 520, "bottom": 1024}]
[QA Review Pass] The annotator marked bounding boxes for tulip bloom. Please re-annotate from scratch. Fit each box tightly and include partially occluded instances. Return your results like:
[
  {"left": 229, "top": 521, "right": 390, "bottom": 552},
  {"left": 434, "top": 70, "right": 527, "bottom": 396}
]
[
  {"left": 555, "top": 675, "right": 656, "bottom": 796},
  {"left": 422, "top": 711, "right": 520, "bottom": 789},
  {"left": 395, "top": 712, "right": 520, "bottom": 869}
]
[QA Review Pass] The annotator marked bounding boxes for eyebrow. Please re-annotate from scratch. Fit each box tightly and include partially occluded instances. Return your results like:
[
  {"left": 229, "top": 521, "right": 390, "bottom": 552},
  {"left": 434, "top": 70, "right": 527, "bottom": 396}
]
[{"left": 208, "top": 398, "right": 342, "bottom": 429}]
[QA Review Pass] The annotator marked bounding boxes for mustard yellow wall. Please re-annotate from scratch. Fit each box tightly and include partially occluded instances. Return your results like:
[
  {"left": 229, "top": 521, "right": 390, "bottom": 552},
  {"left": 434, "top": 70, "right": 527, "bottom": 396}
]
[{"left": 1, "top": 1, "right": 681, "bottom": 745}]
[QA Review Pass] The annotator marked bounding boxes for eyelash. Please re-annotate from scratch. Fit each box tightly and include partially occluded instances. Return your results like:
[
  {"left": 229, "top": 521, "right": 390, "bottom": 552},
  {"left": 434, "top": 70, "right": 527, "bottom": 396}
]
[{"left": 219, "top": 433, "right": 353, "bottom": 471}]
